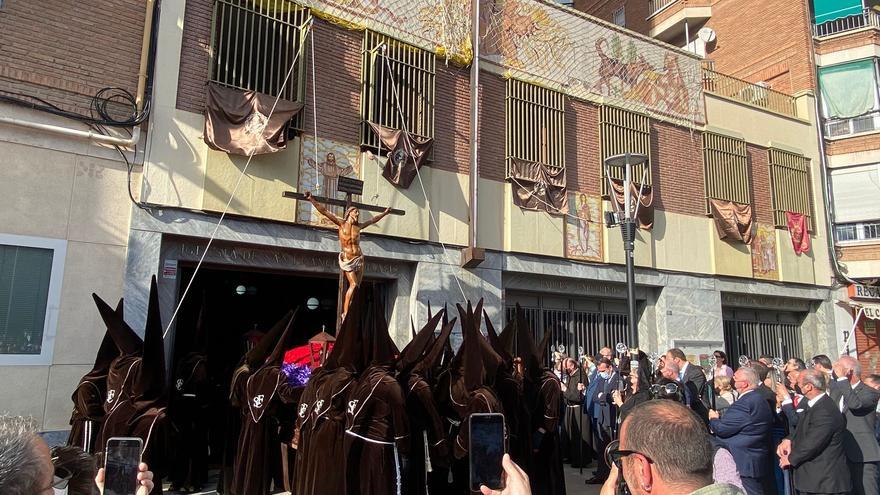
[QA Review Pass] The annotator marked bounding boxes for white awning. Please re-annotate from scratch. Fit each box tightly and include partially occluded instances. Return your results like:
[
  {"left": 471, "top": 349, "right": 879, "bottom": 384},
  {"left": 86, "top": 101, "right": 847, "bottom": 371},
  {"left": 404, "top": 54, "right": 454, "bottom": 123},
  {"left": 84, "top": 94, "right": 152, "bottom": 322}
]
[{"left": 851, "top": 301, "right": 880, "bottom": 320}]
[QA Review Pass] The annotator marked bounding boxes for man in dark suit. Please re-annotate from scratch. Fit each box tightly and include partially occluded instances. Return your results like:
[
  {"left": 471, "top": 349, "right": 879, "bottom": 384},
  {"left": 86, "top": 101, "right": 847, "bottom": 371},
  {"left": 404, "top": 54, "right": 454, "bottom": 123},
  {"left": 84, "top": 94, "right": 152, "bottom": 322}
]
[
  {"left": 777, "top": 369, "right": 851, "bottom": 494},
  {"left": 777, "top": 368, "right": 807, "bottom": 433},
  {"left": 662, "top": 360, "right": 709, "bottom": 424},
  {"left": 709, "top": 367, "right": 774, "bottom": 495},
  {"left": 830, "top": 356, "right": 880, "bottom": 495},
  {"left": 585, "top": 358, "right": 617, "bottom": 484},
  {"left": 667, "top": 348, "right": 710, "bottom": 410}
]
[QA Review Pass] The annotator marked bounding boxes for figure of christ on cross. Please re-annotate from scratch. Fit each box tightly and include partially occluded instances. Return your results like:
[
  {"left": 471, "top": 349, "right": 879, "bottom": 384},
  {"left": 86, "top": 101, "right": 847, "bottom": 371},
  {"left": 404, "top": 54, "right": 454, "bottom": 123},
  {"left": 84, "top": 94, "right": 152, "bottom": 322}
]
[{"left": 303, "top": 191, "right": 392, "bottom": 321}]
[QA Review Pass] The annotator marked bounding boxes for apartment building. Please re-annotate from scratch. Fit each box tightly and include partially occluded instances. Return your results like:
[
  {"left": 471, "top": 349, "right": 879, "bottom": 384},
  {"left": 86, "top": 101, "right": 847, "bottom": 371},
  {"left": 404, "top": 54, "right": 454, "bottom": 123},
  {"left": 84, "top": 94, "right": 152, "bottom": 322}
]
[
  {"left": 0, "top": 1, "right": 152, "bottom": 431},
  {"left": 0, "top": 0, "right": 849, "bottom": 430}
]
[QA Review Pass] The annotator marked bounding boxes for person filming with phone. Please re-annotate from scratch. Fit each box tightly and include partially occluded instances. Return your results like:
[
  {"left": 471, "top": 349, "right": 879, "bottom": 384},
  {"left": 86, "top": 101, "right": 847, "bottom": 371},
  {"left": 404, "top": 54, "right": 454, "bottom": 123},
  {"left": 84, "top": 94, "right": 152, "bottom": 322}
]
[{"left": 0, "top": 414, "right": 154, "bottom": 495}]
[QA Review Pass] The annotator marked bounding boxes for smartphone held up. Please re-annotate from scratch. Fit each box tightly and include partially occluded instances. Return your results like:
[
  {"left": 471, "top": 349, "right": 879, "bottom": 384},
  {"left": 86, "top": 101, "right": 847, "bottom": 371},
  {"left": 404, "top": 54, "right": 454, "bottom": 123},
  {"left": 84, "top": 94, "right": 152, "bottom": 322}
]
[
  {"left": 104, "top": 437, "right": 143, "bottom": 495},
  {"left": 469, "top": 413, "right": 506, "bottom": 492}
]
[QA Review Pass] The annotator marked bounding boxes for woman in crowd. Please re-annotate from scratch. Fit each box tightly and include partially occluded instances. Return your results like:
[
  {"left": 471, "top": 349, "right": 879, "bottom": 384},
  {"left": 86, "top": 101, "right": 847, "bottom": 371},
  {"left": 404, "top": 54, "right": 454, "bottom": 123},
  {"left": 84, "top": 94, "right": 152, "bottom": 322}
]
[
  {"left": 713, "top": 375, "right": 737, "bottom": 416},
  {"left": 711, "top": 350, "right": 734, "bottom": 379}
]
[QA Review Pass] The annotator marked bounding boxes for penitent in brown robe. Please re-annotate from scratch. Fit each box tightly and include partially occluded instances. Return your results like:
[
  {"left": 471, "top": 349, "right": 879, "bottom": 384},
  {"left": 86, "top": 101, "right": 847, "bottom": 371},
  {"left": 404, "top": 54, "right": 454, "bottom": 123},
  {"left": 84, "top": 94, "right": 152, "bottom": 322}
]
[
  {"left": 344, "top": 365, "right": 409, "bottom": 495},
  {"left": 528, "top": 372, "right": 566, "bottom": 495}
]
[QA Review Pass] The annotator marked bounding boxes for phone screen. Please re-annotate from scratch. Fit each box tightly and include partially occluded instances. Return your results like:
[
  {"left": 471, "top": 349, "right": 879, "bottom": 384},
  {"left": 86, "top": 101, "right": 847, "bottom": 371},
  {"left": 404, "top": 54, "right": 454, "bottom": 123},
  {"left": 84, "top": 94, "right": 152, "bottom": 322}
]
[
  {"left": 469, "top": 413, "right": 505, "bottom": 491},
  {"left": 104, "top": 437, "right": 142, "bottom": 495}
]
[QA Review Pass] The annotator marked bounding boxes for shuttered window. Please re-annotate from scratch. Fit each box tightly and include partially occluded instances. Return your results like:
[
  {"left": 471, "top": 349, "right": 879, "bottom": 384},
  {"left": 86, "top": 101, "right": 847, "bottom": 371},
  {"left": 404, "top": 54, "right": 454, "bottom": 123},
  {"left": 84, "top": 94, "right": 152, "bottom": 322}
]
[
  {"left": 702, "top": 132, "right": 750, "bottom": 212},
  {"left": 769, "top": 149, "right": 814, "bottom": 231},
  {"left": 209, "top": 0, "right": 310, "bottom": 129},
  {"left": 505, "top": 79, "right": 566, "bottom": 176},
  {"left": 0, "top": 245, "right": 53, "bottom": 355},
  {"left": 361, "top": 31, "right": 436, "bottom": 150},
  {"left": 599, "top": 105, "right": 651, "bottom": 194}
]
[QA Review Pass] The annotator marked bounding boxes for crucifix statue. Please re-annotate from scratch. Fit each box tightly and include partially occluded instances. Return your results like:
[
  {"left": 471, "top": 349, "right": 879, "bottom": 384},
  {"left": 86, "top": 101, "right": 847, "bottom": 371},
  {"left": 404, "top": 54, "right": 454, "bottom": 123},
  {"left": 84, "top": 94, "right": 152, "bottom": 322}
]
[{"left": 283, "top": 177, "right": 404, "bottom": 329}]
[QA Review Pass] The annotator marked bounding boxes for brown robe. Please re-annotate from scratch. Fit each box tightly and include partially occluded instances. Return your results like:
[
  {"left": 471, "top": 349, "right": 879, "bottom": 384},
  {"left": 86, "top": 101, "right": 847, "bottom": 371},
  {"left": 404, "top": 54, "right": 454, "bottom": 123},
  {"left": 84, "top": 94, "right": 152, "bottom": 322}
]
[
  {"left": 343, "top": 365, "right": 409, "bottom": 495},
  {"left": 403, "top": 374, "right": 450, "bottom": 495},
  {"left": 67, "top": 380, "right": 105, "bottom": 453},
  {"left": 293, "top": 366, "right": 356, "bottom": 495},
  {"left": 230, "top": 364, "right": 301, "bottom": 495},
  {"left": 169, "top": 353, "right": 210, "bottom": 490},
  {"left": 528, "top": 373, "right": 566, "bottom": 495}
]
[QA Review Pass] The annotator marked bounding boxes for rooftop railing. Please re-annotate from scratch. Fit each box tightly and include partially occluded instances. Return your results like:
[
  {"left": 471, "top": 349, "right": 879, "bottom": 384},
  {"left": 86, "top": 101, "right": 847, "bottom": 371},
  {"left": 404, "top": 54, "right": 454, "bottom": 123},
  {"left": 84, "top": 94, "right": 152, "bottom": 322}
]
[
  {"left": 814, "top": 8, "right": 880, "bottom": 37},
  {"left": 702, "top": 67, "right": 799, "bottom": 118},
  {"left": 648, "top": 0, "right": 677, "bottom": 17}
]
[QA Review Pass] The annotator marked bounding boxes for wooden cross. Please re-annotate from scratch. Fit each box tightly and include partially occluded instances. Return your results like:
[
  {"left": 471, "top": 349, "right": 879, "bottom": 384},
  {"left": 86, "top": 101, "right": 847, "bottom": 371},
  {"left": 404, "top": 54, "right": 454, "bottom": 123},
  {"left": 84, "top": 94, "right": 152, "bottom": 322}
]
[{"left": 283, "top": 177, "right": 404, "bottom": 331}]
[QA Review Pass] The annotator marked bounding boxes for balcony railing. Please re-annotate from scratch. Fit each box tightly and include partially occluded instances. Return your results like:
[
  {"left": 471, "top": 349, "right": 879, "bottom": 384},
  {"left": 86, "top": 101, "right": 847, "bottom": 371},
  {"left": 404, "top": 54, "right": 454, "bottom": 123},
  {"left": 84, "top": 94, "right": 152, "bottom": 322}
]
[
  {"left": 702, "top": 68, "right": 799, "bottom": 118},
  {"left": 648, "top": 0, "right": 677, "bottom": 17},
  {"left": 824, "top": 110, "right": 880, "bottom": 138},
  {"left": 814, "top": 8, "right": 880, "bottom": 38}
]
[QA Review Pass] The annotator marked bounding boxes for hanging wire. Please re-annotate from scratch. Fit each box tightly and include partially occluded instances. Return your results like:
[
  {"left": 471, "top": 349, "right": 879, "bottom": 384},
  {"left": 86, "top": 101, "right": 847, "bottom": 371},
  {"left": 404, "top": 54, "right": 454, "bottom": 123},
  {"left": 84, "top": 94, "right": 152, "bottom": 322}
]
[
  {"left": 380, "top": 55, "right": 469, "bottom": 303},
  {"left": 163, "top": 19, "right": 313, "bottom": 338},
  {"left": 310, "top": 24, "right": 320, "bottom": 192}
]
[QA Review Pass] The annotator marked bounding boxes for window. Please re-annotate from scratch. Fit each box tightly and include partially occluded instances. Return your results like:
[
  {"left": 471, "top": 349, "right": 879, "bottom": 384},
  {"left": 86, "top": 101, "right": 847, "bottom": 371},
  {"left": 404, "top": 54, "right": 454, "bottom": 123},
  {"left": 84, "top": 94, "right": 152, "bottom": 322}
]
[
  {"left": 505, "top": 79, "right": 566, "bottom": 176},
  {"left": 613, "top": 7, "right": 626, "bottom": 27},
  {"left": 835, "top": 221, "right": 880, "bottom": 242},
  {"left": 599, "top": 105, "right": 651, "bottom": 194},
  {"left": 0, "top": 234, "right": 66, "bottom": 365},
  {"left": 830, "top": 164, "right": 880, "bottom": 223},
  {"left": 209, "top": 0, "right": 310, "bottom": 129},
  {"left": 768, "top": 148, "right": 813, "bottom": 231},
  {"left": 361, "top": 31, "right": 436, "bottom": 151},
  {"left": 702, "top": 132, "right": 750, "bottom": 212}
]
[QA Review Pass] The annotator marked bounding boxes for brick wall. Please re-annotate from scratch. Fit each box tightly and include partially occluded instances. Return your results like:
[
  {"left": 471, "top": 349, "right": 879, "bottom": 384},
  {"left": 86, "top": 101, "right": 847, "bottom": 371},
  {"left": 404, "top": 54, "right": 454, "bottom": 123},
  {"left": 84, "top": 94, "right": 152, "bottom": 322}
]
[
  {"left": 747, "top": 144, "right": 775, "bottom": 225},
  {"left": 650, "top": 120, "right": 705, "bottom": 216},
  {"left": 566, "top": 99, "right": 601, "bottom": 195},
  {"left": 435, "top": 65, "right": 471, "bottom": 175},
  {"left": 815, "top": 29, "right": 880, "bottom": 56},
  {"left": 478, "top": 73, "right": 506, "bottom": 181},
  {"left": 0, "top": 1, "right": 146, "bottom": 115},
  {"left": 826, "top": 133, "right": 880, "bottom": 155},
  {"left": 839, "top": 243, "right": 880, "bottom": 262},
  {"left": 176, "top": 0, "right": 212, "bottom": 114},
  {"left": 700, "top": 0, "right": 815, "bottom": 94},
  {"left": 855, "top": 318, "right": 880, "bottom": 374},
  {"left": 573, "top": 0, "right": 650, "bottom": 35}
]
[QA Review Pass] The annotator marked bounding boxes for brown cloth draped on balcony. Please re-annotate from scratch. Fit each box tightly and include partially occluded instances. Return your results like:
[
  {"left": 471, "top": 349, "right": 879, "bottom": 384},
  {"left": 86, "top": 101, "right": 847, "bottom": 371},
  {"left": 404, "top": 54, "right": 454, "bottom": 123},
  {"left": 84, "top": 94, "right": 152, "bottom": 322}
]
[
  {"left": 204, "top": 82, "right": 303, "bottom": 156},
  {"left": 709, "top": 199, "right": 754, "bottom": 244},
  {"left": 610, "top": 178, "right": 653, "bottom": 230},
  {"left": 508, "top": 158, "right": 568, "bottom": 215},
  {"left": 367, "top": 122, "right": 434, "bottom": 188}
]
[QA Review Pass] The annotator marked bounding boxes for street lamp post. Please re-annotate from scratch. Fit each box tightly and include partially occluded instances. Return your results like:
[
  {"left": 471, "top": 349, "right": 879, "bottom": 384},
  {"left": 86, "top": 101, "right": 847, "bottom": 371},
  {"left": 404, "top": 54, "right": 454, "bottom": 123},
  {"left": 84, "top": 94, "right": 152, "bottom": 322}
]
[{"left": 603, "top": 152, "right": 649, "bottom": 348}]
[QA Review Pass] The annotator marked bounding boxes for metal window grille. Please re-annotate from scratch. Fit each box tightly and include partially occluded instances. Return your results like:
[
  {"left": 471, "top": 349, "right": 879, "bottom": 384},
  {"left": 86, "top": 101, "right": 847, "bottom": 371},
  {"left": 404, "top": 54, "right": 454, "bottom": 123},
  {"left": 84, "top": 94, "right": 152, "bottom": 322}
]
[
  {"left": 835, "top": 221, "right": 880, "bottom": 242},
  {"left": 702, "top": 132, "right": 750, "bottom": 212},
  {"left": 599, "top": 105, "right": 652, "bottom": 195},
  {"left": 209, "top": 0, "right": 310, "bottom": 130},
  {"left": 505, "top": 79, "right": 566, "bottom": 177},
  {"left": 768, "top": 149, "right": 813, "bottom": 231},
  {"left": 723, "top": 312, "right": 803, "bottom": 368},
  {"left": 361, "top": 31, "right": 436, "bottom": 151},
  {"left": 505, "top": 296, "right": 630, "bottom": 368}
]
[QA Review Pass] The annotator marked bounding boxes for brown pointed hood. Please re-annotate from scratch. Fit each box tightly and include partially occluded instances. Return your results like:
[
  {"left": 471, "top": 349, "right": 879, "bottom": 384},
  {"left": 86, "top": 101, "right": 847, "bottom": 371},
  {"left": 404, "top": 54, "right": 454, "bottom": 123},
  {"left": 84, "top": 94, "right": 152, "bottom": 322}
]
[
  {"left": 455, "top": 300, "right": 485, "bottom": 392},
  {"left": 261, "top": 308, "right": 299, "bottom": 368},
  {"left": 93, "top": 294, "right": 142, "bottom": 357},
  {"left": 133, "top": 276, "right": 166, "bottom": 405},
  {"left": 81, "top": 298, "right": 124, "bottom": 385},
  {"left": 411, "top": 316, "right": 457, "bottom": 381},
  {"left": 364, "top": 289, "right": 398, "bottom": 367},
  {"left": 397, "top": 308, "right": 445, "bottom": 374},
  {"left": 483, "top": 309, "right": 512, "bottom": 364},
  {"left": 244, "top": 309, "right": 295, "bottom": 369},
  {"left": 324, "top": 287, "right": 365, "bottom": 372},
  {"left": 514, "top": 304, "right": 546, "bottom": 381}
]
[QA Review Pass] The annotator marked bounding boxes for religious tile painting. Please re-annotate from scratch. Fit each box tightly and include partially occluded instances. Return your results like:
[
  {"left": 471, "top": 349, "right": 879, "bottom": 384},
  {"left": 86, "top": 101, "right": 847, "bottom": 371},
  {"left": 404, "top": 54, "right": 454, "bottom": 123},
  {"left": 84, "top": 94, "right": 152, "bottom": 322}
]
[
  {"left": 564, "top": 192, "right": 603, "bottom": 262},
  {"left": 479, "top": 0, "right": 705, "bottom": 125},
  {"left": 296, "top": 136, "right": 361, "bottom": 228},
  {"left": 751, "top": 223, "right": 779, "bottom": 280}
]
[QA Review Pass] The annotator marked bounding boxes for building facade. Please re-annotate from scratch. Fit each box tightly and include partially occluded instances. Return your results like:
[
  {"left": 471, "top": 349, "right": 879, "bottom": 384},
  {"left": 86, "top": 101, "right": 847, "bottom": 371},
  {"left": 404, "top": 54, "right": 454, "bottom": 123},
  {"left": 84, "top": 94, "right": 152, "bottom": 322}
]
[
  {"left": 0, "top": 0, "right": 850, "bottom": 430},
  {"left": 0, "top": 0, "right": 151, "bottom": 430}
]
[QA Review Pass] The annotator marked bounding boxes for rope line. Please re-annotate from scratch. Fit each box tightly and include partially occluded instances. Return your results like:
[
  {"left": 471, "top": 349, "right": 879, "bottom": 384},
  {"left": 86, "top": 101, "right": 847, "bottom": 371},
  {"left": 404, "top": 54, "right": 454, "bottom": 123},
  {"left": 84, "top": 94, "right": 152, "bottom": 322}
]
[
  {"left": 163, "top": 20, "right": 313, "bottom": 338},
  {"left": 380, "top": 54, "right": 468, "bottom": 303},
  {"left": 310, "top": 25, "right": 320, "bottom": 192}
]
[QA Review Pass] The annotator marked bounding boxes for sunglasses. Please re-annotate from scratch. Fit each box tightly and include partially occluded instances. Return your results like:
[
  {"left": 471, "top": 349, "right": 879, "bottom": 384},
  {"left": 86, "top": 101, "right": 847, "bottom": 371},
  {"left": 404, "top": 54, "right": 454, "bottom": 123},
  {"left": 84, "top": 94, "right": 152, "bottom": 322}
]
[
  {"left": 650, "top": 382, "right": 680, "bottom": 396},
  {"left": 605, "top": 439, "right": 653, "bottom": 470}
]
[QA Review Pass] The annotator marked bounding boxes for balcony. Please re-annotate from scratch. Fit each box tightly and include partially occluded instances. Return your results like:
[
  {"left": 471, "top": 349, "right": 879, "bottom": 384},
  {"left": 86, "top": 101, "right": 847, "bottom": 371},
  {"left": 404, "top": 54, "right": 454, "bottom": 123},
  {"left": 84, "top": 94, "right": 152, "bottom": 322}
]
[
  {"left": 814, "top": 8, "right": 880, "bottom": 38},
  {"left": 702, "top": 67, "right": 799, "bottom": 118},
  {"left": 647, "top": 0, "right": 713, "bottom": 43},
  {"left": 824, "top": 110, "right": 880, "bottom": 138}
]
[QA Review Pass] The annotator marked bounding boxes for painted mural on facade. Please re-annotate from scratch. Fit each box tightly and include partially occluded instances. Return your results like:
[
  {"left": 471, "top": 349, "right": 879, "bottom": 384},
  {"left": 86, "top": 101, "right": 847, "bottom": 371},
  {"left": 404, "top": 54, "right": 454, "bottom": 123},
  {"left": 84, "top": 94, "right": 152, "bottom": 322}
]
[
  {"left": 565, "top": 192, "right": 603, "bottom": 262},
  {"left": 479, "top": 0, "right": 705, "bottom": 125},
  {"left": 751, "top": 223, "right": 779, "bottom": 280},
  {"left": 296, "top": 135, "right": 362, "bottom": 227}
]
